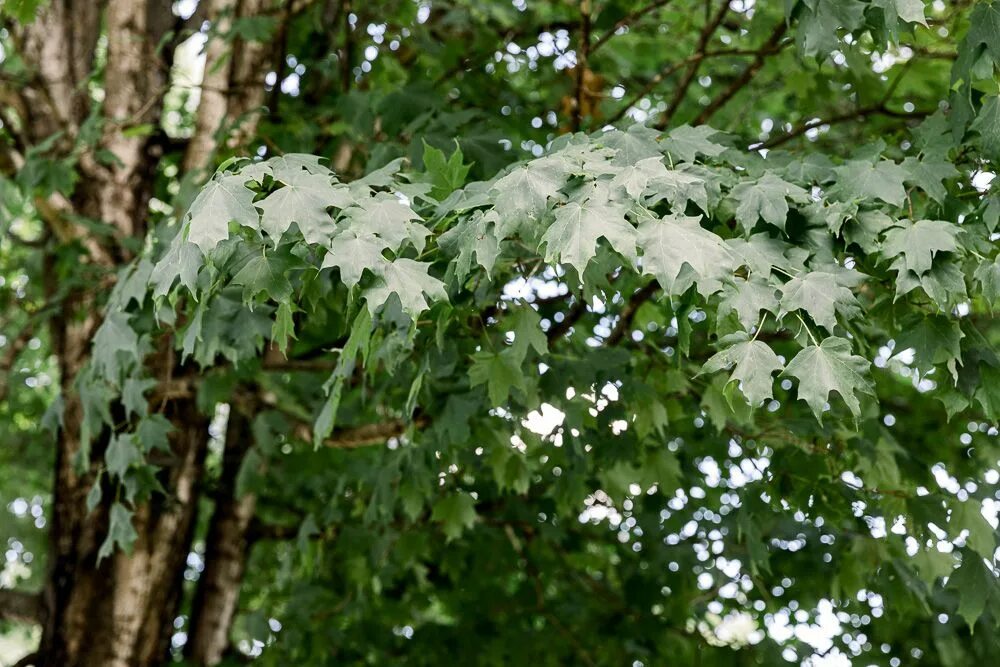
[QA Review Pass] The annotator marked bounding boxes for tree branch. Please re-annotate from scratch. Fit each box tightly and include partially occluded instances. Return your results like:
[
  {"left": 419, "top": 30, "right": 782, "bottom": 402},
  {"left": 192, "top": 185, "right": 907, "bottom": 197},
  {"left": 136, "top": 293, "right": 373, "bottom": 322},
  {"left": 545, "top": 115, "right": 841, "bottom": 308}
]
[
  {"left": 589, "top": 0, "right": 674, "bottom": 54},
  {"left": 606, "top": 280, "right": 660, "bottom": 346},
  {"left": 693, "top": 21, "right": 788, "bottom": 125},
  {"left": 0, "top": 589, "right": 44, "bottom": 624},
  {"left": 292, "top": 416, "right": 430, "bottom": 449},
  {"left": 753, "top": 104, "right": 928, "bottom": 150},
  {"left": 655, "top": 0, "right": 730, "bottom": 129}
]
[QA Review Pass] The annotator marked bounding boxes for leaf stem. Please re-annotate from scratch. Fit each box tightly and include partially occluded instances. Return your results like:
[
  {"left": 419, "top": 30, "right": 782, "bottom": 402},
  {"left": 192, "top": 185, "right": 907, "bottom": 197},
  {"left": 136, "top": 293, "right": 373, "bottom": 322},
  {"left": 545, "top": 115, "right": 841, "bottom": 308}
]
[{"left": 795, "top": 312, "right": 820, "bottom": 346}]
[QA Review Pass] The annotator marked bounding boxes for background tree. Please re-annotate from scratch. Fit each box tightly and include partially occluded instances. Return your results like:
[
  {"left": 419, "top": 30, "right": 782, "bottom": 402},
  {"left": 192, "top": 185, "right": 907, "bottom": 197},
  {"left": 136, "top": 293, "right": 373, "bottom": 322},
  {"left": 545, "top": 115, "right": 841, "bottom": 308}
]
[{"left": 0, "top": 1, "right": 999, "bottom": 666}]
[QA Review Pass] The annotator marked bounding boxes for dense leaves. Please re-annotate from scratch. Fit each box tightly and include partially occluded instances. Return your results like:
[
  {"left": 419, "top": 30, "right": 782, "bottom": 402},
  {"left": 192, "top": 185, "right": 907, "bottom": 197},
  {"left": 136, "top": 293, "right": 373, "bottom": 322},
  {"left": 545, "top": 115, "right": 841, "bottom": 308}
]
[{"left": 3, "top": 0, "right": 1000, "bottom": 665}]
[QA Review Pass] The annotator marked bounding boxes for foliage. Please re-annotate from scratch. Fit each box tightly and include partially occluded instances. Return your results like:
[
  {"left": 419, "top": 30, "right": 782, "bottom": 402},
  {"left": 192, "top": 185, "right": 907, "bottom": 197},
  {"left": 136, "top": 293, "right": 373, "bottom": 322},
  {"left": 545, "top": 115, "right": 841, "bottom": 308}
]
[{"left": 3, "top": 0, "right": 1000, "bottom": 665}]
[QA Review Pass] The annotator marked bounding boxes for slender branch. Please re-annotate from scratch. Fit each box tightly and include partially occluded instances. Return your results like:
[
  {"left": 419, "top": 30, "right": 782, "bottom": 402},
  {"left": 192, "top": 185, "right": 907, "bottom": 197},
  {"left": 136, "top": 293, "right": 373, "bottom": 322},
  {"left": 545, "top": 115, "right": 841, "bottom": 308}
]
[
  {"left": 693, "top": 21, "right": 788, "bottom": 125},
  {"left": 656, "top": 0, "right": 730, "bottom": 129},
  {"left": 753, "top": 104, "right": 929, "bottom": 150},
  {"left": 546, "top": 298, "right": 588, "bottom": 342},
  {"left": 290, "top": 415, "right": 430, "bottom": 449},
  {"left": 606, "top": 280, "right": 660, "bottom": 346},
  {"left": 589, "top": 0, "right": 673, "bottom": 54},
  {"left": 11, "top": 651, "right": 41, "bottom": 667},
  {"left": 608, "top": 48, "right": 766, "bottom": 125}
]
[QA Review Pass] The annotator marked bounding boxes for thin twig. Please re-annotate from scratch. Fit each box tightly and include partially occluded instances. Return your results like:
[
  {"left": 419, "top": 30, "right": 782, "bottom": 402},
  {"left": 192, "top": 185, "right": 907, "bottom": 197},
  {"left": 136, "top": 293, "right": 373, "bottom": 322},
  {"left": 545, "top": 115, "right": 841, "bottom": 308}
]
[{"left": 590, "top": 0, "right": 674, "bottom": 53}]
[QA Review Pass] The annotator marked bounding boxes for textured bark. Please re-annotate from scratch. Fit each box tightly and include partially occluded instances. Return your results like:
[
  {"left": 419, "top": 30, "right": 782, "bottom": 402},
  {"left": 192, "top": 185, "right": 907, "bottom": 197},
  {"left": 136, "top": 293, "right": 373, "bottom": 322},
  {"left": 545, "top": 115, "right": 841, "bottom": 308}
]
[
  {"left": 2, "top": 2, "right": 277, "bottom": 665},
  {"left": 185, "top": 412, "right": 258, "bottom": 665}
]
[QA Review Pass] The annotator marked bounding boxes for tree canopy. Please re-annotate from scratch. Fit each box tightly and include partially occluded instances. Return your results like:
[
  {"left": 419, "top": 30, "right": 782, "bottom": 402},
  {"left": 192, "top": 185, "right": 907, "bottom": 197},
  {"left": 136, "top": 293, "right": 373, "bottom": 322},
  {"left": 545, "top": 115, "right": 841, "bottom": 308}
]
[{"left": 1, "top": 0, "right": 1000, "bottom": 665}]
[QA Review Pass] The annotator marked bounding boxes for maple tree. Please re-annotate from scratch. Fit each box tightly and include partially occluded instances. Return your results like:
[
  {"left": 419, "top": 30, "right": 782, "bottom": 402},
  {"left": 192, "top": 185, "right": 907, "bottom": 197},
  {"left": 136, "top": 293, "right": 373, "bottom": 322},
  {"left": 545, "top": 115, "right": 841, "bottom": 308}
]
[{"left": 1, "top": 0, "right": 1000, "bottom": 666}]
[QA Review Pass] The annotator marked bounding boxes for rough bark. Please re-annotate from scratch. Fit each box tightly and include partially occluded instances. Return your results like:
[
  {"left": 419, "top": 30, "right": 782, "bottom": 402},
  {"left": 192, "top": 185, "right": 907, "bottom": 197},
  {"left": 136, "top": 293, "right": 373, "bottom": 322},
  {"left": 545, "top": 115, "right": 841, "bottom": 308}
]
[
  {"left": 2, "top": 2, "right": 277, "bottom": 665},
  {"left": 185, "top": 412, "right": 258, "bottom": 665}
]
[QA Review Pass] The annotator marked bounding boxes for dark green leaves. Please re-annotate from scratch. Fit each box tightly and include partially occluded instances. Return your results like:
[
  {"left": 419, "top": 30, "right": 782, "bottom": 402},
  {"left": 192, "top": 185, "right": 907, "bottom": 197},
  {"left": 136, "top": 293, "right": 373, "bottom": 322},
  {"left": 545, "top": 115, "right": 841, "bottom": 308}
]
[
  {"left": 701, "top": 333, "right": 783, "bottom": 406},
  {"left": 784, "top": 336, "right": 874, "bottom": 421}
]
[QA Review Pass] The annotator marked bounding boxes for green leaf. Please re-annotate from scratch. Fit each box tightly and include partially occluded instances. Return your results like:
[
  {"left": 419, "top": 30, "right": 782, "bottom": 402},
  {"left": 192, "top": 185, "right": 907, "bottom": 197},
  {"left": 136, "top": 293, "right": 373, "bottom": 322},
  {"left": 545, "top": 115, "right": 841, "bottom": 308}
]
[
  {"left": 895, "top": 315, "right": 963, "bottom": 374},
  {"left": 700, "top": 332, "right": 784, "bottom": 406},
  {"left": 230, "top": 253, "right": 294, "bottom": 302},
  {"left": 98, "top": 502, "right": 139, "bottom": 562},
  {"left": 952, "top": 498, "right": 997, "bottom": 561},
  {"left": 831, "top": 159, "right": 907, "bottom": 206},
  {"left": 901, "top": 156, "right": 958, "bottom": 204},
  {"left": 507, "top": 307, "right": 548, "bottom": 362},
  {"left": 491, "top": 157, "right": 569, "bottom": 234},
  {"left": 784, "top": 336, "right": 874, "bottom": 422},
  {"left": 105, "top": 433, "right": 141, "bottom": 480},
  {"left": 313, "top": 309, "right": 372, "bottom": 447},
  {"left": 661, "top": 125, "right": 726, "bottom": 163},
  {"left": 271, "top": 301, "right": 297, "bottom": 350},
  {"left": 361, "top": 258, "right": 448, "bottom": 318},
  {"left": 542, "top": 199, "right": 636, "bottom": 275},
  {"left": 256, "top": 171, "right": 350, "bottom": 245},
  {"left": 323, "top": 231, "right": 391, "bottom": 287},
  {"left": 150, "top": 237, "right": 202, "bottom": 298},
  {"left": 423, "top": 140, "right": 472, "bottom": 199},
  {"left": 730, "top": 173, "right": 809, "bottom": 233},
  {"left": 342, "top": 193, "right": 429, "bottom": 252},
  {"left": 971, "top": 95, "right": 1000, "bottom": 161},
  {"left": 469, "top": 348, "right": 527, "bottom": 406},
  {"left": 121, "top": 376, "right": 156, "bottom": 419},
  {"left": 636, "top": 213, "right": 736, "bottom": 296},
  {"left": 438, "top": 209, "right": 501, "bottom": 280},
  {"left": 718, "top": 277, "right": 780, "bottom": 330},
  {"left": 92, "top": 312, "right": 141, "bottom": 385},
  {"left": 431, "top": 492, "right": 477, "bottom": 540},
  {"left": 601, "top": 124, "right": 663, "bottom": 165},
  {"left": 185, "top": 173, "right": 259, "bottom": 253},
  {"left": 779, "top": 270, "right": 861, "bottom": 331},
  {"left": 882, "top": 219, "right": 962, "bottom": 275},
  {"left": 947, "top": 553, "right": 996, "bottom": 631},
  {"left": 973, "top": 255, "right": 1000, "bottom": 307}
]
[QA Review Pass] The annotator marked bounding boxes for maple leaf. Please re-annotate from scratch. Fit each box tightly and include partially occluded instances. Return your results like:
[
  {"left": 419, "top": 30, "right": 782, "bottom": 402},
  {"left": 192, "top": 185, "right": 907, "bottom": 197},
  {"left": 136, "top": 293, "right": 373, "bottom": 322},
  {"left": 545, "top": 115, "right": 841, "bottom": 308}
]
[
  {"left": 830, "top": 159, "right": 907, "bottom": 206},
  {"left": 469, "top": 348, "right": 527, "bottom": 406},
  {"left": 438, "top": 209, "right": 502, "bottom": 279},
  {"left": 973, "top": 255, "right": 1000, "bottom": 307},
  {"left": 541, "top": 199, "right": 637, "bottom": 275},
  {"left": 610, "top": 156, "right": 669, "bottom": 199},
  {"left": 230, "top": 253, "right": 295, "bottom": 302},
  {"left": 971, "top": 95, "right": 1000, "bottom": 162},
  {"left": 700, "top": 332, "right": 784, "bottom": 406},
  {"left": 780, "top": 269, "right": 862, "bottom": 331},
  {"left": 491, "top": 158, "right": 569, "bottom": 234},
  {"left": 718, "top": 277, "right": 780, "bottom": 330},
  {"left": 322, "top": 231, "right": 391, "bottom": 287},
  {"left": 636, "top": 213, "right": 736, "bottom": 296},
  {"left": 342, "top": 193, "right": 430, "bottom": 252},
  {"left": 901, "top": 156, "right": 958, "bottom": 204},
  {"left": 730, "top": 173, "right": 810, "bottom": 233},
  {"left": 256, "top": 171, "right": 352, "bottom": 245},
  {"left": 784, "top": 336, "right": 874, "bottom": 422},
  {"left": 661, "top": 124, "right": 727, "bottom": 164},
  {"left": 185, "top": 173, "right": 259, "bottom": 253},
  {"left": 601, "top": 123, "right": 662, "bottom": 165},
  {"left": 150, "top": 238, "right": 202, "bottom": 298},
  {"left": 882, "top": 219, "right": 962, "bottom": 275},
  {"left": 361, "top": 258, "right": 447, "bottom": 318},
  {"left": 645, "top": 167, "right": 712, "bottom": 213}
]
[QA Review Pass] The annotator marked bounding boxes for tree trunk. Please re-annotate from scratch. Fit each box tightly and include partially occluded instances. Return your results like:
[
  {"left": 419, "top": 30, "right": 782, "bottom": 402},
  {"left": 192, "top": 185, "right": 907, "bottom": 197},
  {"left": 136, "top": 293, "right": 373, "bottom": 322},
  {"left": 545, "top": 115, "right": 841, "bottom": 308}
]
[
  {"left": 1, "top": 2, "right": 276, "bottom": 664},
  {"left": 186, "top": 412, "right": 258, "bottom": 665}
]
